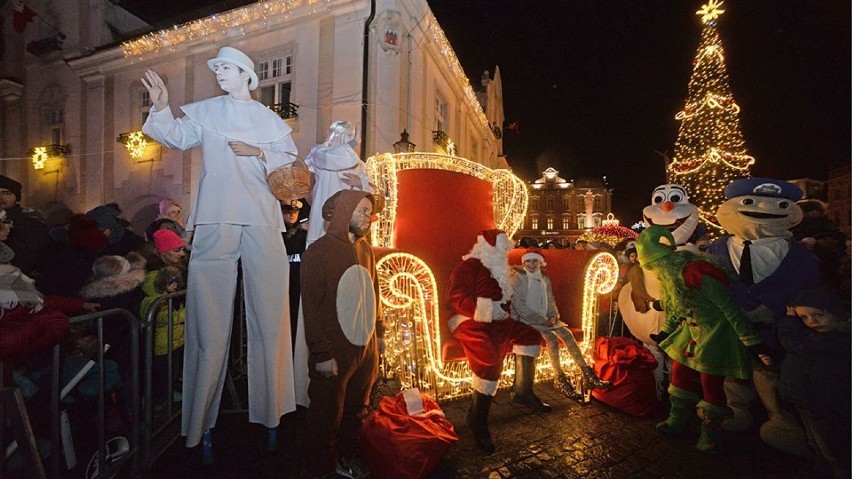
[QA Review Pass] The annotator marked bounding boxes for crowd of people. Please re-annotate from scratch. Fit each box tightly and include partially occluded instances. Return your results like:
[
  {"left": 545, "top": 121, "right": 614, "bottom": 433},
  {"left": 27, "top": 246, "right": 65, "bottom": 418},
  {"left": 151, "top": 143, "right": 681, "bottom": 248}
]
[{"left": 1, "top": 44, "right": 849, "bottom": 479}]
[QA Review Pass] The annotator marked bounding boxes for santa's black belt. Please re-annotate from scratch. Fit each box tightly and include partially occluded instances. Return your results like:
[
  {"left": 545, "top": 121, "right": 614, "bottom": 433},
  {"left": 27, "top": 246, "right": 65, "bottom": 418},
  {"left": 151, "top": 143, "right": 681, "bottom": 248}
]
[{"left": 287, "top": 254, "right": 301, "bottom": 263}]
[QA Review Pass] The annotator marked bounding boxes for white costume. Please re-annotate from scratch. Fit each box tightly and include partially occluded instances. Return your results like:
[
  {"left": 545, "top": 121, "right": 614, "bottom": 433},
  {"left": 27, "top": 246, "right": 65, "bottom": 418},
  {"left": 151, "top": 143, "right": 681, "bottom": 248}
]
[
  {"left": 144, "top": 94, "right": 298, "bottom": 447},
  {"left": 305, "top": 143, "right": 372, "bottom": 246}
]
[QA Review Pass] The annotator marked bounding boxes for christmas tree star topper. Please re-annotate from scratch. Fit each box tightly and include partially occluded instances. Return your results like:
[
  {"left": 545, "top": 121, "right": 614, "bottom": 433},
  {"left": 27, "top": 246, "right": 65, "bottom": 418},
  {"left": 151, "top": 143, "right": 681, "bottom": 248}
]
[{"left": 697, "top": 0, "right": 726, "bottom": 25}]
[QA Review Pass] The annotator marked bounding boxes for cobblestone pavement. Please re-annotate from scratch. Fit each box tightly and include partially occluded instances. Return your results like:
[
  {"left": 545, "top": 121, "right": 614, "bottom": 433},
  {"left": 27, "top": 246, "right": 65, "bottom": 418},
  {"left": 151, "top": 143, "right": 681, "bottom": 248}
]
[{"left": 146, "top": 382, "right": 819, "bottom": 479}]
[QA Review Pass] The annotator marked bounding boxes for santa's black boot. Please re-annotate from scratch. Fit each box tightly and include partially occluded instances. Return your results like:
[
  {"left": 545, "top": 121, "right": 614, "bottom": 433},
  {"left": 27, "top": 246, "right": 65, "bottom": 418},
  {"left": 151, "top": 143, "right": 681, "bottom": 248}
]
[
  {"left": 466, "top": 391, "right": 496, "bottom": 454},
  {"left": 511, "top": 355, "right": 552, "bottom": 413}
]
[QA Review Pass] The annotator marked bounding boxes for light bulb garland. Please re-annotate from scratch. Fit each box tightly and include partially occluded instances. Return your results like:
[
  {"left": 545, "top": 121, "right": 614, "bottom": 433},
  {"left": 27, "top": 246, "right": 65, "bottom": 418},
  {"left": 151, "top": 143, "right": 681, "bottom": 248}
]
[
  {"left": 120, "top": 1, "right": 494, "bottom": 141},
  {"left": 366, "top": 152, "right": 528, "bottom": 248}
]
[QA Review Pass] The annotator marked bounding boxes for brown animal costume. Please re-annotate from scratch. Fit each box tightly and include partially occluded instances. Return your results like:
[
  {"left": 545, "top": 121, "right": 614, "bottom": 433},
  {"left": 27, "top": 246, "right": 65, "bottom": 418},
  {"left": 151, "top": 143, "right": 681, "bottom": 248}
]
[{"left": 301, "top": 189, "right": 383, "bottom": 478}]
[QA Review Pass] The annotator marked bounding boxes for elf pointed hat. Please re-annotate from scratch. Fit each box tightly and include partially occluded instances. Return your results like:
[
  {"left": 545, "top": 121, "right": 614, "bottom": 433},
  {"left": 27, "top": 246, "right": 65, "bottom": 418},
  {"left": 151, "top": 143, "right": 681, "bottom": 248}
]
[{"left": 635, "top": 225, "right": 676, "bottom": 266}]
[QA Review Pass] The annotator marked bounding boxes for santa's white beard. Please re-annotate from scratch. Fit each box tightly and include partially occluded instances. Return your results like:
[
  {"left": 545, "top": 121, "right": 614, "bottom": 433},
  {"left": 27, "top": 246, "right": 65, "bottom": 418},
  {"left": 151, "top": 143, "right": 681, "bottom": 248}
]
[{"left": 465, "top": 242, "right": 512, "bottom": 301}]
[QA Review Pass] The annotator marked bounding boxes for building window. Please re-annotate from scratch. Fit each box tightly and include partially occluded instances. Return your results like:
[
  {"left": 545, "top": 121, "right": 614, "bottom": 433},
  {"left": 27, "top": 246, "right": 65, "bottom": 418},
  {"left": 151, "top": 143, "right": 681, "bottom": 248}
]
[
  {"left": 546, "top": 198, "right": 554, "bottom": 211},
  {"left": 531, "top": 218, "right": 538, "bottom": 230},
  {"left": 594, "top": 196, "right": 601, "bottom": 210},
  {"left": 257, "top": 51, "right": 294, "bottom": 116},
  {"left": 140, "top": 89, "right": 152, "bottom": 125},
  {"left": 563, "top": 195, "right": 571, "bottom": 211},
  {"left": 594, "top": 214, "right": 602, "bottom": 227},
  {"left": 531, "top": 196, "right": 539, "bottom": 211},
  {"left": 577, "top": 197, "right": 584, "bottom": 210},
  {"left": 435, "top": 92, "right": 448, "bottom": 132},
  {"left": 577, "top": 214, "right": 585, "bottom": 229},
  {"left": 43, "top": 106, "right": 64, "bottom": 145},
  {"left": 547, "top": 218, "right": 554, "bottom": 230}
]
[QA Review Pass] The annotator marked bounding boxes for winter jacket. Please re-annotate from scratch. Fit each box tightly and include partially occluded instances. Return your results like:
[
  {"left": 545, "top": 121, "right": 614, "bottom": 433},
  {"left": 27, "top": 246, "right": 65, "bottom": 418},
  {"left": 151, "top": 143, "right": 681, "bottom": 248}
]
[
  {"left": 777, "top": 314, "right": 851, "bottom": 416},
  {"left": 140, "top": 271, "right": 185, "bottom": 356}
]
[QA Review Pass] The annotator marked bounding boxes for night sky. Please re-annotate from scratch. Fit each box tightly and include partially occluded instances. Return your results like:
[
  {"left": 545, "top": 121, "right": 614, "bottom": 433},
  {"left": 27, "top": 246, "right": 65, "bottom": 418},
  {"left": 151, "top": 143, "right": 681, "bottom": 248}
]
[
  {"left": 428, "top": 0, "right": 850, "bottom": 221},
  {"left": 121, "top": 0, "right": 850, "bottom": 222}
]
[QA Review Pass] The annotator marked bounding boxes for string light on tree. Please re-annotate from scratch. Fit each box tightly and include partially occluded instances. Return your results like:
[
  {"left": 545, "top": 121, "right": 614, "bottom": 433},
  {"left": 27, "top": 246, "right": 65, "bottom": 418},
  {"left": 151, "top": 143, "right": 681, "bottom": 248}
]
[{"left": 667, "top": 0, "right": 754, "bottom": 232}]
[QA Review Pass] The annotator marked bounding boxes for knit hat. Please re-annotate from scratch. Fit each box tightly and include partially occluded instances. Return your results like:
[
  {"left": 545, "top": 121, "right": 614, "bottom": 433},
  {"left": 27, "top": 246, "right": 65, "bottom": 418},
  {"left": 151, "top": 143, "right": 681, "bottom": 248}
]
[
  {"left": 86, "top": 204, "right": 122, "bottom": 230},
  {"left": 521, "top": 250, "right": 546, "bottom": 266},
  {"left": 0, "top": 175, "right": 22, "bottom": 200},
  {"left": 67, "top": 214, "right": 109, "bottom": 251},
  {"left": 635, "top": 225, "right": 676, "bottom": 265},
  {"left": 91, "top": 255, "right": 131, "bottom": 280},
  {"left": 790, "top": 289, "right": 847, "bottom": 318},
  {"left": 152, "top": 229, "right": 185, "bottom": 253},
  {"left": 158, "top": 198, "right": 181, "bottom": 217}
]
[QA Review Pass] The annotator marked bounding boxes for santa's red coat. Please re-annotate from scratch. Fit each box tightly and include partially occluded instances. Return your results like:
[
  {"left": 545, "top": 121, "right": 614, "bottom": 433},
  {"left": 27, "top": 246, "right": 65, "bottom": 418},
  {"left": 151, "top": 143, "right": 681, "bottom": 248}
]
[{"left": 446, "top": 258, "right": 541, "bottom": 388}]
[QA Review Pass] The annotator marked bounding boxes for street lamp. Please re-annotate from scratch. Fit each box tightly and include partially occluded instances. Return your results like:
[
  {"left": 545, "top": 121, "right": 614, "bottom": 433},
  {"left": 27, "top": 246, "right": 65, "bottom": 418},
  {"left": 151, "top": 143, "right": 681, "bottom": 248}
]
[{"left": 392, "top": 130, "right": 415, "bottom": 153}]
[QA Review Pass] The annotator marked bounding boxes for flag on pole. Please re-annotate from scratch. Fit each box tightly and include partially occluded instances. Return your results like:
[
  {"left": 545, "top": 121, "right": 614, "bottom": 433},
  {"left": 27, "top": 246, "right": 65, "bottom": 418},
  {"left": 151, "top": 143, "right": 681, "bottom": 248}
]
[{"left": 12, "top": 1, "right": 37, "bottom": 34}]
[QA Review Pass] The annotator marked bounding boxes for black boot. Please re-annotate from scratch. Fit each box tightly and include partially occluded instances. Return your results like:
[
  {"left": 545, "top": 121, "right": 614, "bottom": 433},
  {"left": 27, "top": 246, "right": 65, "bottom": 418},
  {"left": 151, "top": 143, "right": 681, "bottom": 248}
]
[
  {"left": 466, "top": 391, "right": 495, "bottom": 454},
  {"left": 511, "top": 355, "right": 552, "bottom": 413}
]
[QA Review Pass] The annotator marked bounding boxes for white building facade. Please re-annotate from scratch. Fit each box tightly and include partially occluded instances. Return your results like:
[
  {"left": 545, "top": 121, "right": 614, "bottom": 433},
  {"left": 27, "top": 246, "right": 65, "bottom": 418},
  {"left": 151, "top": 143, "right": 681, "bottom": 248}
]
[{"left": 1, "top": 0, "right": 505, "bottom": 230}]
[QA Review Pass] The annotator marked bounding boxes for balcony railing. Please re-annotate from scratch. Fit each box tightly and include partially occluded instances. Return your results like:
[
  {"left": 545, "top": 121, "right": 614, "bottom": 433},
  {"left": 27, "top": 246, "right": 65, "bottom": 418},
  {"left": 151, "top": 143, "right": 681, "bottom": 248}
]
[
  {"left": 268, "top": 102, "right": 299, "bottom": 120},
  {"left": 26, "top": 32, "right": 66, "bottom": 57}
]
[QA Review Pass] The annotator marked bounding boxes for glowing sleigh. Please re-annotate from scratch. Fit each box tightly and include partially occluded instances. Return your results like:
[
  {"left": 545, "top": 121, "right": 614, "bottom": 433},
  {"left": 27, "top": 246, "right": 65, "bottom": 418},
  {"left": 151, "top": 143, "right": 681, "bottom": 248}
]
[{"left": 367, "top": 153, "right": 618, "bottom": 400}]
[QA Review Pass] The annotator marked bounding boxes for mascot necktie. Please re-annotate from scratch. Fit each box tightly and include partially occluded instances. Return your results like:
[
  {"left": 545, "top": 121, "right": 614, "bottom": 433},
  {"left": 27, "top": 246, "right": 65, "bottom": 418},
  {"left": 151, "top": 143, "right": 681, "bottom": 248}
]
[{"left": 739, "top": 240, "right": 754, "bottom": 285}]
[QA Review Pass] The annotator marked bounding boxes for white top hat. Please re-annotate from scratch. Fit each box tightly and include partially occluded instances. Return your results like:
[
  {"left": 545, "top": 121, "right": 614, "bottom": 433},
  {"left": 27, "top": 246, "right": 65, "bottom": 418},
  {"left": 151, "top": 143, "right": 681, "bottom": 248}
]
[{"left": 207, "top": 46, "right": 259, "bottom": 91}]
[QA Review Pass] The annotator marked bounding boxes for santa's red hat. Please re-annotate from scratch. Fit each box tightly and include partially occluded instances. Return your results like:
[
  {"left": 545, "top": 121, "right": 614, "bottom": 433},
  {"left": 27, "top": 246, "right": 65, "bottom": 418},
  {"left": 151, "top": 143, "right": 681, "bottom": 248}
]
[
  {"left": 480, "top": 229, "right": 506, "bottom": 247},
  {"left": 522, "top": 249, "right": 546, "bottom": 266}
]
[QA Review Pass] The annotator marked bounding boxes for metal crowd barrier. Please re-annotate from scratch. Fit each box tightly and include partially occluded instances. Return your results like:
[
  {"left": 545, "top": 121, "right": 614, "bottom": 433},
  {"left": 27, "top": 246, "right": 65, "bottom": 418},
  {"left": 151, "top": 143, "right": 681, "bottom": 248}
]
[
  {"left": 1, "top": 308, "right": 140, "bottom": 479},
  {"left": 0, "top": 283, "right": 255, "bottom": 478}
]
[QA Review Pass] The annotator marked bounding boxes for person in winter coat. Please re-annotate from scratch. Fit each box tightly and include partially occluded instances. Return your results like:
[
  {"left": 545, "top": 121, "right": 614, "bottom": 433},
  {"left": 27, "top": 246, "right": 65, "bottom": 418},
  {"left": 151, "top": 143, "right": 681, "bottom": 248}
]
[
  {"left": 510, "top": 250, "right": 610, "bottom": 401},
  {"left": 762, "top": 289, "right": 850, "bottom": 478},
  {"left": 639, "top": 226, "right": 771, "bottom": 453},
  {"left": 0, "top": 175, "right": 53, "bottom": 276},
  {"left": 145, "top": 198, "right": 188, "bottom": 245},
  {"left": 86, "top": 203, "right": 146, "bottom": 257},
  {"left": 142, "top": 230, "right": 188, "bottom": 408},
  {"left": 79, "top": 253, "right": 148, "bottom": 400}
]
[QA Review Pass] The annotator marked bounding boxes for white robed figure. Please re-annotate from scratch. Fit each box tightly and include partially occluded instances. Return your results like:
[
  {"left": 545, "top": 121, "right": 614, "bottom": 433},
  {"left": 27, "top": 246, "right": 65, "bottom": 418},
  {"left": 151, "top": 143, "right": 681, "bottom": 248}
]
[{"left": 142, "top": 46, "right": 297, "bottom": 448}]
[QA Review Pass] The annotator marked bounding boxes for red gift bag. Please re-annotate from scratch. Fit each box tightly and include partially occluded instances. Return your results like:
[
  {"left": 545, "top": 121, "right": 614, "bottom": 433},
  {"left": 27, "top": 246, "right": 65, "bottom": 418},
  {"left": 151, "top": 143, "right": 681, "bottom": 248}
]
[
  {"left": 591, "top": 336, "right": 662, "bottom": 417},
  {"left": 358, "top": 388, "right": 458, "bottom": 479}
]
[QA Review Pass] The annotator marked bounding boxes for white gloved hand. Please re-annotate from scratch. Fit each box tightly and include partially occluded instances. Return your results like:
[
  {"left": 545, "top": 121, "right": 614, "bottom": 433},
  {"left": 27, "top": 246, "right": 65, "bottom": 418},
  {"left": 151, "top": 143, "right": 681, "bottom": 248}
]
[{"left": 315, "top": 358, "right": 338, "bottom": 378}]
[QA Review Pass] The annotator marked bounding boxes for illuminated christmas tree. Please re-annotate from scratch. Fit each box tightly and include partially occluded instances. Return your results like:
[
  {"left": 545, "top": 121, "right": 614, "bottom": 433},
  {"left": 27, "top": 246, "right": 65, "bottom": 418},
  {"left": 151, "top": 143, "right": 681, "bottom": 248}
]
[{"left": 667, "top": 0, "right": 754, "bottom": 232}]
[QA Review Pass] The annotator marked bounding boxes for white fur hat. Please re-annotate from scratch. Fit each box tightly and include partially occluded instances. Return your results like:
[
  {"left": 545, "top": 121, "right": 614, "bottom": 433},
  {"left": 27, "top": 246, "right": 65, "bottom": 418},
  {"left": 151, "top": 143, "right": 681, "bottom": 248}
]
[
  {"left": 521, "top": 251, "right": 546, "bottom": 266},
  {"left": 207, "top": 46, "right": 259, "bottom": 90}
]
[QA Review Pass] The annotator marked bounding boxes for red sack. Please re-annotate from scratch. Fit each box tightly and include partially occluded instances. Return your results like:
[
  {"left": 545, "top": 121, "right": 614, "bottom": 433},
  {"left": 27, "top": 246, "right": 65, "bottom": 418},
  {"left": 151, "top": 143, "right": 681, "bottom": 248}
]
[
  {"left": 591, "top": 336, "right": 662, "bottom": 417},
  {"left": 359, "top": 388, "right": 458, "bottom": 479}
]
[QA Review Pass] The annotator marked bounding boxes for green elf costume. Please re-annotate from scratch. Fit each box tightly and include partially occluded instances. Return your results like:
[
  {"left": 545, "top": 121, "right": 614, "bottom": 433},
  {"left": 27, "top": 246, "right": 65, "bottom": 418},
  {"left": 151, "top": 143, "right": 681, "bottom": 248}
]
[{"left": 638, "top": 226, "right": 771, "bottom": 453}]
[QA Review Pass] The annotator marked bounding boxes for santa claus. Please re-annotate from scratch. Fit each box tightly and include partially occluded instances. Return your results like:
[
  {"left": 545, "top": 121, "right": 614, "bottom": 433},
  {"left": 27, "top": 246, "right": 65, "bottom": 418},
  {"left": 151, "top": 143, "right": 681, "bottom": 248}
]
[{"left": 447, "top": 229, "right": 549, "bottom": 454}]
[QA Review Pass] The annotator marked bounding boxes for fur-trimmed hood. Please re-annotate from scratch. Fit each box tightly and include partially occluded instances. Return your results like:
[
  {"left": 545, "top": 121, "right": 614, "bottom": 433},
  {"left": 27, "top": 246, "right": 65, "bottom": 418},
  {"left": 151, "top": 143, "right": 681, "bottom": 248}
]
[{"left": 79, "top": 269, "right": 146, "bottom": 299}]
